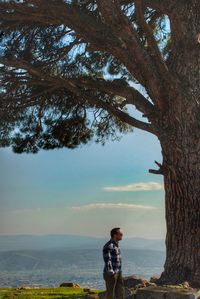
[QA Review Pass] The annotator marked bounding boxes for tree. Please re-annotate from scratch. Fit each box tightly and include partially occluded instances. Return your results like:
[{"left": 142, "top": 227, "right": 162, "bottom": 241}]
[{"left": 0, "top": 0, "right": 200, "bottom": 287}]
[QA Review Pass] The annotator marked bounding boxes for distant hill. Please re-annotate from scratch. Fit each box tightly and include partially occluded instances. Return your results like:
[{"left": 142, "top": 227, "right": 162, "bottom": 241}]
[
  {"left": 0, "top": 247, "right": 165, "bottom": 288},
  {"left": 122, "top": 237, "right": 165, "bottom": 251},
  {"left": 0, "top": 234, "right": 165, "bottom": 251}
]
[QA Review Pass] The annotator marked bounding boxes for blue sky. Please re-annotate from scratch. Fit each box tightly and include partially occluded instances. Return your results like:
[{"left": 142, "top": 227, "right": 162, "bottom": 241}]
[{"left": 0, "top": 107, "right": 166, "bottom": 239}]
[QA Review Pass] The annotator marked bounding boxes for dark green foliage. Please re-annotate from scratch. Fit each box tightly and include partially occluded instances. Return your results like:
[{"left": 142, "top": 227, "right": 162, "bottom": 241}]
[{"left": 0, "top": 0, "right": 169, "bottom": 153}]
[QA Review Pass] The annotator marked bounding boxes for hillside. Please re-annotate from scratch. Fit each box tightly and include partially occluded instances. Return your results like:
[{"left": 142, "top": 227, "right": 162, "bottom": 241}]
[{"left": 0, "top": 235, "right": 165, "bottom": 251}]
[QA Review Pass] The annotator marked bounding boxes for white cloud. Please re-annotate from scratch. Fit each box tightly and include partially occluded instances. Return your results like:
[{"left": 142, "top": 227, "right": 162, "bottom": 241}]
[
  {"left": 103, "top": 181, "right": 164, "bottom": 192},
  {"left": 71, "top": 203, "right": 158, "bottom": 211}
]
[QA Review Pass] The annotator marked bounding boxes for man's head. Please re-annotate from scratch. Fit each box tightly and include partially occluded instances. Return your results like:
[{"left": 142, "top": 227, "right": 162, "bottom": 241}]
[{"left": 110, "top": 227, "right": 123, "bottom": 241}]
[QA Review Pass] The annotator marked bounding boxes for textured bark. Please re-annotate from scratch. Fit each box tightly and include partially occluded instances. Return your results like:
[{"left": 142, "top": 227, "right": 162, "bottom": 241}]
[
  {"left": 157, "top": 2, "right": 200, "bottom": 286},
  {"left": 158, "top": 121, "right": 200, "bottom": 287}
]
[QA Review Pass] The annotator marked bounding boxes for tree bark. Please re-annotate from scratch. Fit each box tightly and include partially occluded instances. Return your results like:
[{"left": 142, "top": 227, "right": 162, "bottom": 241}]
[
  {"left": 158, "top": 126, "right": 200, "bottom": 287},
  {"left": 155, "top": 2, "right": 200, "bottom": 287},
  {"left": 157, "top": 54, "right": 200, "bottom": 287}
]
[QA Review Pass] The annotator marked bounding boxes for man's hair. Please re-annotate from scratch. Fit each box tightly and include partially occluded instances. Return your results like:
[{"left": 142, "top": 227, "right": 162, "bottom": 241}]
[{"left": 110, "top": 227, "right": 120, "bottom": 238}]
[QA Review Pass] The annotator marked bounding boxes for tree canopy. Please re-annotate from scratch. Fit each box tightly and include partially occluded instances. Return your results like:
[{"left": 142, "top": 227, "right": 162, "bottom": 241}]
[{"left": 0, "top": 0, "right": 186, "bottom": 154}]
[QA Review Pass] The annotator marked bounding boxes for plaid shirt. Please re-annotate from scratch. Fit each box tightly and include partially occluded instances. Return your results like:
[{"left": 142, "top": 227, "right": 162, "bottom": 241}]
[{"left": 102, "top": 238, "right": 122, "bottom": 275}]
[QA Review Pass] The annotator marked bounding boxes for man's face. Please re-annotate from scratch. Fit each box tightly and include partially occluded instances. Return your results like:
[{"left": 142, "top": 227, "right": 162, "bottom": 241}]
[{"left": 115, "top": 229, "right": 123, "bottom": 241}]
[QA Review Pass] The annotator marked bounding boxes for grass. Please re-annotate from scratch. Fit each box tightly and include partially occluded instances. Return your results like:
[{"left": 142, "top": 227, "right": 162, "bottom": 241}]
[
  {"left": 0, "top": 286, "right": 102, "bottom": 299},
  {"left": 2, "top": 284, "right": 198, "bottom": 299}
]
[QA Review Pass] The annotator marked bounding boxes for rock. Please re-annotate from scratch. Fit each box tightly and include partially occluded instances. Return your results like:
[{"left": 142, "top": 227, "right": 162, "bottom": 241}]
[
  {"left": 182, "top": 281, "right": 190, "bottom": 289},
  {"left": 123, "top": 275, "right": 151, "bottom": 289},
  {"left": 125, "top": 287, "right": 133, "bottom": 297},
  {"left": 135, "top": 283, "right": 146, "bottom": 289},
  {"left": 125, "top": 287, "right": 135, "bottom": 299},
  {"left": 149, "top": 276, "right": 159, "bottom": 284},
  {"left": 19, "top": 286, "right": 31, "bottom": 289},
  {"left": 165, "top": 293, "right": 196, "bottom": 299},
  {"left": 123, "top": 275, "right": 139, "bottom": 288},
  {"left": 18, "top": 284, "right": 47, "bottom": 289},
  {"left": 83, "top": 288, "right": 91, "bottom": 292},
  {"left": 135, "top": 286, "right": 200, "bottom": 299},
  {"left": 98, "top": 286, "right": 133, "bottom": 299},
  {"left": 135, "top": 287, "right": 169, "bottom": 299},
  {"left": 86, "top": 293, "right": 99, "bottom": 299},
  {"left": 144, "top": 282, "right": 157, "bottom": 287},
  {"left": 59, "top": 282, "right": 81, "bottom": 288}
]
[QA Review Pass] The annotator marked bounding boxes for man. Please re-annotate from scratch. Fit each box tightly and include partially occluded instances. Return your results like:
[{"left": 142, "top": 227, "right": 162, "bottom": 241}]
[{"left": 102, "top": 227, "right": 125, "bottom": 299}]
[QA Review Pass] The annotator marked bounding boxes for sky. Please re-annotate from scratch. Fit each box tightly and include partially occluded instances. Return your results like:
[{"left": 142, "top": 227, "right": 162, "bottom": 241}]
[{"left": 0, "top": 106, "right": 166, "bottom": 239}]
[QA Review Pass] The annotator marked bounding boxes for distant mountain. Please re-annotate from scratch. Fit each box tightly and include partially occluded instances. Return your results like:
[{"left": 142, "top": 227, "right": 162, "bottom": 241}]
[
  {"left": 122, "top": 237, "right": 165, "bottom": 251},
  {"left": 0, "top": 234, "right": 103, "bottom": 251},
  {"left": 0, "top": 234, "right": 165, "bottom": 252}
]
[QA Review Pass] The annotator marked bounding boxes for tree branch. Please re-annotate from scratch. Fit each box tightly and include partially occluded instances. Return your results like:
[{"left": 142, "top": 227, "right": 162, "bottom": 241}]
[
  {"left": 84, "top": 92, "right": 157, "bottom": 135},
  {"left": 71, "top": 77, "right": 155, "bottom": 118},
  {"left": 0, "top": 58, "right": 158, "bottom": 136},
  {"left": 0, "top": 59, "right": 156, "bottom": 119},
  {"left": 0, "top": 0, "right": 169, "bottom": 111},
  {"left": 120, "top": 0, "right": 171, "bottom": 13},
  {"left": 96, "top": 0, "right": 169, "bottom": 110},
  {"left": 135, "top": 0, "right": 168, "bottom": 73},
  {"left": 1, "top": 56, "right": 156, "bottom": 119},
  {"left": 149, "top": 160, "right": 164, "bottom": 175}
]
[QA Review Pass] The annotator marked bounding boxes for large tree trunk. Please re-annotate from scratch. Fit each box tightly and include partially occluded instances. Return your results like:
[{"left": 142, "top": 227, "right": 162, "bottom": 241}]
[
  {"left": 158, "top": 127, "right": 200, "bottom": 287},
  {"left": 157, "top": 66, "right": 200, "bottom": 287},
  {"left": 156, "top": 3, "right": 200, "bottom": 287}
]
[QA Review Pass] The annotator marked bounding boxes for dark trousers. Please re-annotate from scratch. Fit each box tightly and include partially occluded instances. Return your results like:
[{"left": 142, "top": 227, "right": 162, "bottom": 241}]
[{"left": 103, "top": 272, "right": 125, "bottom": 299}]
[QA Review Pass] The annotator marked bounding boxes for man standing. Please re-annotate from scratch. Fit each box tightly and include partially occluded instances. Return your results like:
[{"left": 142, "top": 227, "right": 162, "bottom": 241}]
[{"left": 102, "top": 227, "right": 125, "bottom": 299}]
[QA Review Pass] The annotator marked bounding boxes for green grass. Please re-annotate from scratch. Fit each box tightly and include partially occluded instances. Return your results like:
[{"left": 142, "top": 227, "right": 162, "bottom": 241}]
[{"left": 0, "top": 287, "right": 102, "bottom": 299}]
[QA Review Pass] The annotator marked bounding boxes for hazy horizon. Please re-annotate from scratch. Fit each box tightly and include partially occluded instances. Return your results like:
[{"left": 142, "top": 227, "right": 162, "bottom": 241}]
[{"left": 0, "top": 233, "right": 164, "bottom": 239}]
